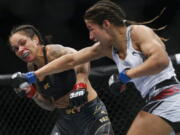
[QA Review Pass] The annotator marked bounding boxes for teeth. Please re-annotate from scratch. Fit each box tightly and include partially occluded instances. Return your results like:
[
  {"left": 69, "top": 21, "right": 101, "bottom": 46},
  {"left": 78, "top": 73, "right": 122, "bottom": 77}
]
[{"left": 21, "top": 52, "right": 30, "bottom": 59}]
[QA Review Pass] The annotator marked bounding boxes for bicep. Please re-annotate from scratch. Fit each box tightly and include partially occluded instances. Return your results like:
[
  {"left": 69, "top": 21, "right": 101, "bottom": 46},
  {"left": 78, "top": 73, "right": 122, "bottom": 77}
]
[
  {"left": 134, "top": 26, "right": 167, "bottom": 57},
  {"left": 140, "top": 39, "right": 164, "bottom": 58},
  {"left": 133, "top": 26, "right": 169, "bottom": 69}
]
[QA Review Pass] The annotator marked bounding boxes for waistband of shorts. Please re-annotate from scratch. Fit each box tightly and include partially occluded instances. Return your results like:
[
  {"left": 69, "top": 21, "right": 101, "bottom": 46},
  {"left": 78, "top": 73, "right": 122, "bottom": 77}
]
[
  {"left": 145, "top": 77, "right": 179, "bottom": 100},
  {"left": 58, "top": 97, "right": 101, "bottom": 115},
  {"left": 154, "top": 76, "right": 179, "bottom": 89}
]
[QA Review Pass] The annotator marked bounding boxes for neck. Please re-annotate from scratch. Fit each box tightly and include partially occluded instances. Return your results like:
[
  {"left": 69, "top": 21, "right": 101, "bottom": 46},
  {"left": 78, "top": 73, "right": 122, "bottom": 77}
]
[
  {"left": 32, "top": 45, "right": 46, "bottom": 67},
  {"left": 113, "top": 26, "right": 127, "bottom": 54}
]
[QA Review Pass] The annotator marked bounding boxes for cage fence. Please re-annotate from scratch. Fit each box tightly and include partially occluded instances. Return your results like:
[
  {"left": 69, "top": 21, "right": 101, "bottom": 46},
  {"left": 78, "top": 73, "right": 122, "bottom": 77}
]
[{"left": 0, "top": 64, "right": 179, "bottom": 135}]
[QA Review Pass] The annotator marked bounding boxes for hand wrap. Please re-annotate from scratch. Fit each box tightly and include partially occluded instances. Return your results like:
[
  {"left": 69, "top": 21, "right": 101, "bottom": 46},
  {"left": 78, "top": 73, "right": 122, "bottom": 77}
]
[{"left": 69, "top": 83, "right": 88, "bottom": 107}]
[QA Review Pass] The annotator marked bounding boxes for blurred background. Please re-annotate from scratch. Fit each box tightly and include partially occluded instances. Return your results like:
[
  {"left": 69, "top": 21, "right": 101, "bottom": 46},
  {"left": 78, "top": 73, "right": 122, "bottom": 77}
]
[{"left": 0, "top": 0, "right": 179, "bottom": 135}]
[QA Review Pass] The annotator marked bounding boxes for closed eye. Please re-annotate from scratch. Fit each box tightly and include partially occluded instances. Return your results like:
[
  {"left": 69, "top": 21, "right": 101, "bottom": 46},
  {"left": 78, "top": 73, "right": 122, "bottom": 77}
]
[{"left": 19, "top": 39, "right": 26, "bottom": 46}]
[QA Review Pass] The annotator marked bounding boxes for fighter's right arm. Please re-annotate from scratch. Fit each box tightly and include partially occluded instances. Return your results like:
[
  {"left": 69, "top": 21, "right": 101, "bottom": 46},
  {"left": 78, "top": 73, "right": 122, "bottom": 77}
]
[
  {"left": 35, "top": 42, "right": 104, "bottom": 80},
  {"left": 32, "top": 91, "right": 55, "bottom": 111}
]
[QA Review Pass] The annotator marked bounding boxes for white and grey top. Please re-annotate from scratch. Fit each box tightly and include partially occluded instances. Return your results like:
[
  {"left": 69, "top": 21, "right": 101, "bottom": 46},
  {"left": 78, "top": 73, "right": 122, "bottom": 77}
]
[{"left": 112, "top": 26, "right": 176, "bottom": 98}]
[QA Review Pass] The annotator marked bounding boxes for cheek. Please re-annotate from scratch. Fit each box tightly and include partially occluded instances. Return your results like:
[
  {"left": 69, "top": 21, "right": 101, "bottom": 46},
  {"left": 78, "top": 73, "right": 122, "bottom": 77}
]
[
  {"left": 15, "top": 52, "right": 21, "bottom": 57},
  {"left": 26, "top": 42, "right": 37, "bottom": 51},
  {"left": 99, "top": 32, "right": 108, "bottom": 40},
  {"left": 105, "top": 32, "right": 112, "bottom": 40}
]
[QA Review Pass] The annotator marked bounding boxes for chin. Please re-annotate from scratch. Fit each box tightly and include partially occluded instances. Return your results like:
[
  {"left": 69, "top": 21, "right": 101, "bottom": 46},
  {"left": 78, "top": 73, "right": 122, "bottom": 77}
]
[{"left": 24, "top": 57, "right": 35, "bottom": 63}]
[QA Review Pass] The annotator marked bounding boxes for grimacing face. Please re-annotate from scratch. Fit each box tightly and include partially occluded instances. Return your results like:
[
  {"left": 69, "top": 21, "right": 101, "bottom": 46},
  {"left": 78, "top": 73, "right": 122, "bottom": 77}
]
[
  {"left": 9, "top": 32, "right": 39, "bottom": 62},
  {"left": 85, "top": 19, "right": 114, "bottom": 47}
]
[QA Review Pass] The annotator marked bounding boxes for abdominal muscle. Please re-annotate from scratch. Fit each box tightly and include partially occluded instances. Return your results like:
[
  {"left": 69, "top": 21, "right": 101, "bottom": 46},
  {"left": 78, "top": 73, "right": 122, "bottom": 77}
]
[{"left": 53, "top": 83, "right": 97, "bottom": 109}]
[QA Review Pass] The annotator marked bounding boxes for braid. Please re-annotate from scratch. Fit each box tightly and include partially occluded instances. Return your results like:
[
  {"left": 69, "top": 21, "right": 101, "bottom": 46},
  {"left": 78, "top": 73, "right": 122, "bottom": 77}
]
[
  {"left": 126, "top": 7, "right": 168, "bottom": 42},
  {"left": 126, "top": 7, "right": 166, "bottom": 26},
  {"left": 85, "top": 1, "right": 167, "bottom": 41}
]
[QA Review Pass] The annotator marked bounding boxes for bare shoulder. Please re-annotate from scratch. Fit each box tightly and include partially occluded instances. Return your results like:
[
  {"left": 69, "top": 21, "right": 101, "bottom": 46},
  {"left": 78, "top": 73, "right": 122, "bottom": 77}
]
[
  {"left": 131, "top": 25, "right": 153, "bottom": 32},
  {"left": 130, "top": 25, "right": 166, "bottom": 55},
  {"left": 131, "top": 25, "right": 154, "bottom": 37},
  {"left": 130, "top": 25, "right": 156, "bottom": 44},
  {"left": 46, "top": 44, "right": 77, "bottom": 61}
]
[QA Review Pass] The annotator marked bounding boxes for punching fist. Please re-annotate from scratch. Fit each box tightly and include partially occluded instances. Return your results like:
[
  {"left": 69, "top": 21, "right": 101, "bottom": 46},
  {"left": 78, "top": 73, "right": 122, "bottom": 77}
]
[
  {"left": 69, "top": 83, "right": 88, "bottom": 107},
  {"left": 108, "top": 70, "right": 131, "bottom": 96},
  {"left": 109, "top": 71, "right": 136, "bottom": 96},
  {"left": 0, "top": 72, "right": 37, "bottom": 98},
  {"left": 11, "top": 72, "right": 37, "bottom": 88},
  {"left": 11, "top": 72, "right": 37, "bottom": 98},
  {"left": 108, "top": 73, "right": 127, "bottom": 96},
  {"left": 11, "top": 72, "right": 29, "bottom": 88},
  {"left": 14, "top": 84, "right": 36, "bottom": 98},
  {"left": 0, "top": 71, "right": 36, "bottom": 87}
]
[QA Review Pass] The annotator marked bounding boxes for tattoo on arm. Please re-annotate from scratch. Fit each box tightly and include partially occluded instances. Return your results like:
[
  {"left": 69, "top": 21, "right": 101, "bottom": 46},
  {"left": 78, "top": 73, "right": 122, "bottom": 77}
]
[{"left": 48, "top": 45, "right": 77, "bottom": 61}]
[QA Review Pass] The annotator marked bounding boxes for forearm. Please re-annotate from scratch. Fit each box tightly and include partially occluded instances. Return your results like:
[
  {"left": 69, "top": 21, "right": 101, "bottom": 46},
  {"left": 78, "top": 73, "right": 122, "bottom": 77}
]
[
  {"left": 35, "top": 54, "right": 76, "bottom": 80},
  {"left": 34, "top": 44, "right": 103, "bottom": 80},
  {"left": 32, "top": 92, "right": 55, "bottom": 111},
  {"left": 126, "top": 54, "right": 169, "bottom": 78}
]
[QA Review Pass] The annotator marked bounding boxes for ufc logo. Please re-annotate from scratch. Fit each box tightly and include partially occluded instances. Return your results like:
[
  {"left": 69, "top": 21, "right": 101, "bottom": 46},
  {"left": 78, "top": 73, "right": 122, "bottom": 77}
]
[{"left": 70, "top": 90, "right": 85, "bottom": 99}]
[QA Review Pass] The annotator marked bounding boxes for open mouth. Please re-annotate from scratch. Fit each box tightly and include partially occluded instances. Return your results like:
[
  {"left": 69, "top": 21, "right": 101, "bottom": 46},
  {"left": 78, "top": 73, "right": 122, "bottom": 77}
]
[{"left": 20, "top": 51, "right": 30, "bottom": 59}]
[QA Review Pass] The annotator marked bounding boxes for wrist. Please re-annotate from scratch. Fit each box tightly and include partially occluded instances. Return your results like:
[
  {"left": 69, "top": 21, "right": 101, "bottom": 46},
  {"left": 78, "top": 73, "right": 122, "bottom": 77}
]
[
  {"left": 73, "top": 82, "right": 87, "bottom": 90},
  {"left": 119, "top": 70, "right": 131, "bottom": 84},
  {"left": 25, "top": 72, "right": 37, "bottom": 84}
]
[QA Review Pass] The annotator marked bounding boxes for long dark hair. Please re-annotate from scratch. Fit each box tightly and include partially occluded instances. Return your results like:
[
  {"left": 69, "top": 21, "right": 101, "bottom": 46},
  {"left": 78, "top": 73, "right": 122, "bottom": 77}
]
[
  {"left": 84, "top": 0, "right": 167, "bottom": 41},
  {"left": 84, "top": 0, "right": 126, "bottom": 26}
]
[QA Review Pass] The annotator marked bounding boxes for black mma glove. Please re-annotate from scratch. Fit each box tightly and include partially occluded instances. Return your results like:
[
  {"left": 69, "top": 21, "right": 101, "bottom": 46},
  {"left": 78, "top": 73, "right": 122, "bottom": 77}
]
[
  {"left": 11, "top": 72, "right": 36, "bottom": 98},
  {"left": 14, "top": 84, "right": 36, "bottom": 98},
  {"left": 108, "top": 70, "right": 131, "bottom": 96},
  {"left": 0, "top": 71, "right": 36, "bottom": 87},
  {"left": 11, "top": 72, "right": 29, "bottom": 88},
  {"left": 69, "top": 83, "right": 88, "bottom": 107}
]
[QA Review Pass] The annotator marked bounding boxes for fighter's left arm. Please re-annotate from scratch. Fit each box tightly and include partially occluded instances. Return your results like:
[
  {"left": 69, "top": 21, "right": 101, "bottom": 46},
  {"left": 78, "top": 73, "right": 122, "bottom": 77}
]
[
  {"left": 47, "top": 44, "right": 90, "bottom": 83},
  {"left": 126, "top": 25, "right": 169, "bottom": 79}
]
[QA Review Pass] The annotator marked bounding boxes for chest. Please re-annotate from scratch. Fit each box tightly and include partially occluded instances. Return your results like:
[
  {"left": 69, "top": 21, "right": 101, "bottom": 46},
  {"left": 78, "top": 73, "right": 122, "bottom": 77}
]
[
  {"left": 112, "top": 48, "right": 146, "bottom": 72},
  {"left": 36, "top": 70, "right": 76, "bottom": 100}
]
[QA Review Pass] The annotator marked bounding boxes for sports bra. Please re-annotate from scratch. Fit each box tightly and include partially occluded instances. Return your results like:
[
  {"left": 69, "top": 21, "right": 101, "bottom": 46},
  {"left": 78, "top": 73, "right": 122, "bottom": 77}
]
[{"left": 35, "top": 46, "right": 76, "bottom": 100}]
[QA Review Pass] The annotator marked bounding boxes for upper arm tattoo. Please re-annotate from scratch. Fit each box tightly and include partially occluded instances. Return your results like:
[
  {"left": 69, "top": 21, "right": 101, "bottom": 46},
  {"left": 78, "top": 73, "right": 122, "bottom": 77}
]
[{"left": 48, "top": 45, "right": 77, "bottom": 61}]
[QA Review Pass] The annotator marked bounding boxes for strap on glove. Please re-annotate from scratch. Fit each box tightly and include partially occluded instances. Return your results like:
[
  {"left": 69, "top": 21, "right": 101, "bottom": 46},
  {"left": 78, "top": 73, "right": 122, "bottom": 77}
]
[{"left": 69, "top": 83, "right": 88, "bottom": 107}]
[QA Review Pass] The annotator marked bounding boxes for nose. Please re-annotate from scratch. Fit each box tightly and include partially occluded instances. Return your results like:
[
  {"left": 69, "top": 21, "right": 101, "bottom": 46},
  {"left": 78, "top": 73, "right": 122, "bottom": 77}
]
[{"left": 17, "top": 46, "right": 25, "bottom": 55}]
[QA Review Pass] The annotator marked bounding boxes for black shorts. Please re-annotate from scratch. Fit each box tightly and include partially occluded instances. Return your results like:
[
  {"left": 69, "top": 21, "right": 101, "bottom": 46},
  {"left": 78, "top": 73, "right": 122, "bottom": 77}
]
[{"left": 50, "top": 97, "right": 114, "bottom": 135}]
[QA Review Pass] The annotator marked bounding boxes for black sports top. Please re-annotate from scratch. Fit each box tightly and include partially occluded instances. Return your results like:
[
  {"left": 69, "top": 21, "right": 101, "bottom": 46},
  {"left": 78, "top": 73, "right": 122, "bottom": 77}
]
[{"left": 36, "top": 46, "right": 76, "bottom": 100}]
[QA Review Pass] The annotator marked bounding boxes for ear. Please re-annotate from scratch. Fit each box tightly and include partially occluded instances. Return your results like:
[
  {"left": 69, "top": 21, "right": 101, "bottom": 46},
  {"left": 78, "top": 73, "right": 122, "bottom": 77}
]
[
  {"left": 102, "top": 20, "right": 111, "bottom": 29},
  {"left": 32, "top": 35, "right": 40, "bottom": 45}
]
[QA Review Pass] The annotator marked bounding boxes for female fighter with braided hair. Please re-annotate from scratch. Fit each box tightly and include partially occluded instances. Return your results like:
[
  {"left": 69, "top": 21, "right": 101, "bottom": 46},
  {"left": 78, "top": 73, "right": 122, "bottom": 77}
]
[
  {"left": 8, "top": 24, "right": 114, "bottom": 135},
  {"left": 10, "top": 0, "right": 180, "bottom": 135}
]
